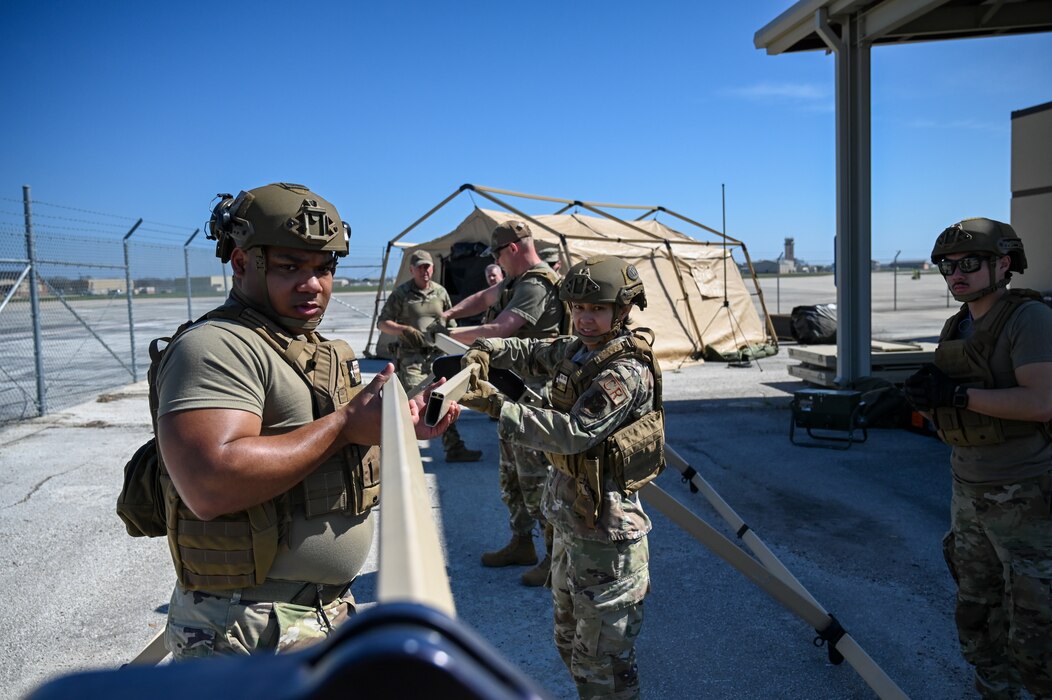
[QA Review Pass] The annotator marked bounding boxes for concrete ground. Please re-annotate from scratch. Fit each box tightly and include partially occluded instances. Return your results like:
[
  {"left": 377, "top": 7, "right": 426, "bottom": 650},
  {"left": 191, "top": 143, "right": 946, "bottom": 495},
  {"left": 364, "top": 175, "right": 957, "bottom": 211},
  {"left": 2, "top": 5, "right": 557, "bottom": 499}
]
[{"left": 1, "top": 273, "right": 980, "bottom": 699}]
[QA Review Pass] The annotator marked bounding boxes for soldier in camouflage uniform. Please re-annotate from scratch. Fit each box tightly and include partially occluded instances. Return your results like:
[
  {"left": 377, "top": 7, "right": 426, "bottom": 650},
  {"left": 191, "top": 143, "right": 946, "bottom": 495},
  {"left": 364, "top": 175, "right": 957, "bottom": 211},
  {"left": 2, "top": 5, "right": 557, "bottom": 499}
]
[
  {"left": 459, "top": 256, "right": 662, "bottom": 700},
  {"left": 155, "top": 183, "right": 458, "bottom": 659},
  {"left": 904, "top": 218, "right": 1052, "bottom": 700},
  {"left": 443, "top": 221, "right": 566, "bottom": 586},
  {"left": 377, "top": 249, "right": 481, "bottom": 462}
]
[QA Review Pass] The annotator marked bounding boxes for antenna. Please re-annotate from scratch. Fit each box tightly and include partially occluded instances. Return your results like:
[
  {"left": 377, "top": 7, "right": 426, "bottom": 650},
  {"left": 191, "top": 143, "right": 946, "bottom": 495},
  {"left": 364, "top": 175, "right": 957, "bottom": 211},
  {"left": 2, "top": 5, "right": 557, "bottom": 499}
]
[{"left": 720, "top": 183, "right": 755, "bottom": 369}]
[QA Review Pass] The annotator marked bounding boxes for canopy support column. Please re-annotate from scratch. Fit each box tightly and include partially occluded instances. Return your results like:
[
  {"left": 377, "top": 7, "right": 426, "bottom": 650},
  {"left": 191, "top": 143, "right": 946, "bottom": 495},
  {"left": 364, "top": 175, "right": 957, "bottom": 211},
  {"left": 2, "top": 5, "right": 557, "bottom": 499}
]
[{"left": 817, "top": 8, "right": 872, "bottom": 384}]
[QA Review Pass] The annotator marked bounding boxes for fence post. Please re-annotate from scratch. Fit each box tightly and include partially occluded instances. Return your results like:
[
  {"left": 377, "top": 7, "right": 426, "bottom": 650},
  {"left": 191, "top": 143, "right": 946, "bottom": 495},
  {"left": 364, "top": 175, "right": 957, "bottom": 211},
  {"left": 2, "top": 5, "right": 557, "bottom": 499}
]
[
  {"left": 122, "top": 219, "right": 143, "bottom": 381},
  {"left": 23, "top": 185, "right": 47, "bottom": 416},
  {"left": 183, "top": 228, "right": 200, "bottom": 320},
  {"left": 892, "top": 250, "right": 901, "bottom": 311}
]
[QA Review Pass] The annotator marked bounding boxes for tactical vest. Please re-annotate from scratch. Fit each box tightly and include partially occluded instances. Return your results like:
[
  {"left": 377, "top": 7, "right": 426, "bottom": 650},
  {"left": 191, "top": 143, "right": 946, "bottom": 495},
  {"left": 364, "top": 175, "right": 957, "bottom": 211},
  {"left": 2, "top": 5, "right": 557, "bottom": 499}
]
[
  {"left": 544, "top": 330, "right": 665, "bottom": 526},
  {"left": 497, "top": 265, "right": 570, "bottom": 338},
  {"left": 158, "top": 298, "right": 380, "bottom": 591},
  {"left": 932, "top": 289, "right": 1051, "bottom": 447}
]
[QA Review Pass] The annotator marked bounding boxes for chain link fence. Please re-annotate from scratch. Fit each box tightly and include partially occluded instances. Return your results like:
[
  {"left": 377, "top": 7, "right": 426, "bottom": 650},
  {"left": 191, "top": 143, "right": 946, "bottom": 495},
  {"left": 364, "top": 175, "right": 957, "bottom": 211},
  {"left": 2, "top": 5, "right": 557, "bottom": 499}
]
[{"left": 0, "top": 189, "right": 385, "bottom": 424}]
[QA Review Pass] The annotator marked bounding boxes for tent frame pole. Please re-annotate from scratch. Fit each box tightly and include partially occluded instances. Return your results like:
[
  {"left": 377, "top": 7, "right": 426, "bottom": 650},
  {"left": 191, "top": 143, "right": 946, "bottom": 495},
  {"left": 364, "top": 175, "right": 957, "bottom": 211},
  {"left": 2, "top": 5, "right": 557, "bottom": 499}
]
[
  {"left": 364, "top": 185, "right": 469, "bottom": 356},
  {"left": 365, "top": 183, "right": 776, "bottom": 360}
]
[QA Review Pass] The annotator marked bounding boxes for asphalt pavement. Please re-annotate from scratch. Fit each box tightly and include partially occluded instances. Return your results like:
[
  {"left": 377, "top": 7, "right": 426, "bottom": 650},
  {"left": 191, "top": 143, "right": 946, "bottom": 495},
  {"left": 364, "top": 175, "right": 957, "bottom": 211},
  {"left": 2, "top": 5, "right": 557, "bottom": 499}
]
[{"left": 0, "top": 277, "right": 977, "bottom": 699}]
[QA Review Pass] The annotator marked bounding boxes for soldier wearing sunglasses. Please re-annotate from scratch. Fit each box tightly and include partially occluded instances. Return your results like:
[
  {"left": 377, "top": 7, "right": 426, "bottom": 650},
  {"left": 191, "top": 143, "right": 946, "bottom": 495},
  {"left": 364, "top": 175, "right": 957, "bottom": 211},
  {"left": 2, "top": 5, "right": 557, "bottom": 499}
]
[{"left": 904, "top": 218, "right": 1052, "bottom": 700}]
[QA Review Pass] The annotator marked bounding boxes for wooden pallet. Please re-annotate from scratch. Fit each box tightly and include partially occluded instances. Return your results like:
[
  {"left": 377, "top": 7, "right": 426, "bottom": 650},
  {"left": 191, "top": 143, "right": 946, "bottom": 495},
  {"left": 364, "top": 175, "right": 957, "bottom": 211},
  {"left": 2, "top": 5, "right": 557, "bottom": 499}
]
[{"left": 787, "top": 341, "right": 937, "bottom": 387}]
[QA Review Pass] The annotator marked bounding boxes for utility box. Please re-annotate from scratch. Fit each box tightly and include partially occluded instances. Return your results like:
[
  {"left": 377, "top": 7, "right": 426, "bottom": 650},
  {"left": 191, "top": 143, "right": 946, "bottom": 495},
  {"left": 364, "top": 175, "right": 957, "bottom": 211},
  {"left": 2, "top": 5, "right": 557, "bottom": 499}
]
[{"left": 789, "top": 388, "right": 867, "bottom": 449}]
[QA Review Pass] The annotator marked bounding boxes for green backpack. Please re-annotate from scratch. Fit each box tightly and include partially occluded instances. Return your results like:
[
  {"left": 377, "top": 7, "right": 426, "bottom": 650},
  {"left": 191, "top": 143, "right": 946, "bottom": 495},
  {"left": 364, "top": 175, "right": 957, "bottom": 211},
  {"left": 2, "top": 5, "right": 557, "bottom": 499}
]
[{"left": 115, "top": 322, "right": 194, "bottom": 537}]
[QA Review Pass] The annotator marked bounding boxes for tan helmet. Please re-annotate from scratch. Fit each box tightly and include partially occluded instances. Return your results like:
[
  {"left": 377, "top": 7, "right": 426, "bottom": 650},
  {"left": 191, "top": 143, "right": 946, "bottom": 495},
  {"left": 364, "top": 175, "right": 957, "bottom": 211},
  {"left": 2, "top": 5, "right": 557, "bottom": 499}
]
[
  {"left": 932, "top": 218, "right": 1026, "bottom": 302},
  {"left": 560, "top": 256, "right": 646, "bottom": 343},
  {"left": 207, "top": 183, "right": 349, "bottom": 332},
  {"left": 207, "top": 182, "right": 350, "bottom": 263},
  {"left": 560, "top": 255, "right": 647, "bottom": 311},
  {"left": 931, "top": 218, "right": 1026, "bottom": 272}
]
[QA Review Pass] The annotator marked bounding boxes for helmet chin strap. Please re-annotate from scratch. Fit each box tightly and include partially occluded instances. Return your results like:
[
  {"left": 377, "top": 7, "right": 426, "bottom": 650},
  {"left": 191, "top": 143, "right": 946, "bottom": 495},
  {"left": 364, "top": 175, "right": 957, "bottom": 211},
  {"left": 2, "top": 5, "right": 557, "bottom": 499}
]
[{"left": 237, "top": 247, "right": 324, "bottom": 334}]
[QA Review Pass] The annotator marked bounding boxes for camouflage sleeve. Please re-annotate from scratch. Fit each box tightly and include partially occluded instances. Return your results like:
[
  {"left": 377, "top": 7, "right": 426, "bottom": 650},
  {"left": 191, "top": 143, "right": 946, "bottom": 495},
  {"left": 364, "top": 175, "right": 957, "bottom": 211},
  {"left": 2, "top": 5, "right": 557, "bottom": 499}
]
[
  {"left": 490, "top": 336, "right": 574, "bottom": 379},
  {"left": 497, "top": 357, "right": 651, "bottom": 455},
  {"left": 377, "top": 285, "right": 405, "bottom": 323}
]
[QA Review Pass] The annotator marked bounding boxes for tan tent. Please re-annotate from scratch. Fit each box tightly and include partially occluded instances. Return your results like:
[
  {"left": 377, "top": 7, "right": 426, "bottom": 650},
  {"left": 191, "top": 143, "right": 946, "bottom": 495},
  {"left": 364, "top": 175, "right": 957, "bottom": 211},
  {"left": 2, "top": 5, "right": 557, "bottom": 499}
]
[{"left": 365, "top": 185, "right": 778, "bottom": 366}]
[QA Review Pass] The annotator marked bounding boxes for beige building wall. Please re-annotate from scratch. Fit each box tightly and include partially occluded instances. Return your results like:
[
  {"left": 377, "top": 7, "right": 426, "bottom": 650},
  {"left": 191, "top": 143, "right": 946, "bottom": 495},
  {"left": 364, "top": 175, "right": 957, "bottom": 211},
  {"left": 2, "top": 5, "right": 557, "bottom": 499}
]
[{"left": 1011, "top": 101, "right": 1052, "bottom": 294}]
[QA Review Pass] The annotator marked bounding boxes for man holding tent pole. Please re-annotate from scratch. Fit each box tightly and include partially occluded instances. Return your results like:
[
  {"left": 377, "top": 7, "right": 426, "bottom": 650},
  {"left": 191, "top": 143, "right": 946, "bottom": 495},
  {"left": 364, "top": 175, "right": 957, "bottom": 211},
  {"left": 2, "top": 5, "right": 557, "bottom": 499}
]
[
  {"left": 443, "top": 220, "right": 566, "bottom": 586},
  {"left": 377, "top": 249, "right": 481, "bottom": 462}
]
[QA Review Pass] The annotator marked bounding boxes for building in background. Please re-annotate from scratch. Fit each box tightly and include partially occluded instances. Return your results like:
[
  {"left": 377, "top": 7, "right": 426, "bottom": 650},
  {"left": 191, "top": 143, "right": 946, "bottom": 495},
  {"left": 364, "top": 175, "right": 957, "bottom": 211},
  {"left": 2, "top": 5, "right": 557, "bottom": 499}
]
[{"left": 1012, "top": 100, "right": 1052, "bottom": 295}]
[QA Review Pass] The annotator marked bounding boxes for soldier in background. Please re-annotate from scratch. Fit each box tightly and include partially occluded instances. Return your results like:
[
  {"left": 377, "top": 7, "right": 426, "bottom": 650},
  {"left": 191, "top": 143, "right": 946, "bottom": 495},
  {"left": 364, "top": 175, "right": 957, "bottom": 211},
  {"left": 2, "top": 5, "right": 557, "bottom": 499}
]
[
  {"left": 485, "top": 263, "right": 505, "bottom": 287},
  {"left": 904, "top": 218, "right": 1052, "bottom": 700},
  {"left": 539, "top": 247, "right": 563, "bottom": 275},
  {"left": 443, "top": 220, "right": 565, "bottom": 586},
  {"left": 377, "top": 249, "right": 481, "bottom": 462},
  {"left": 458, "top": 255, "right": 661, "bottom": 700}
]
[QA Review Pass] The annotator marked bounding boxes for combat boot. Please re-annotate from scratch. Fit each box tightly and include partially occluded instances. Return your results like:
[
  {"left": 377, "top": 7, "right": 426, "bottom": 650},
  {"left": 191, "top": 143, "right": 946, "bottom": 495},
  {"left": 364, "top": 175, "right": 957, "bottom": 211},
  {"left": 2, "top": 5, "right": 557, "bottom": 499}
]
[
  {"left": 480, "top": 534, "right": 537, "bottom": 567},
  {"left": 445, "top": 444, "right": 482, "bottom": 462},
  {"left": 521, "top": 523, "right": 553, "bottom": 587}
]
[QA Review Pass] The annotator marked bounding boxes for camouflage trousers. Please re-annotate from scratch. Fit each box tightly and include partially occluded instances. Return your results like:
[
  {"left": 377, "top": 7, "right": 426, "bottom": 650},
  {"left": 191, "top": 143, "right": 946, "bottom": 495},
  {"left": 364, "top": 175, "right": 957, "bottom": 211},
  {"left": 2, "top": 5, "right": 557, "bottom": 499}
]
[
  {"left": 945, "top": 473, "right": 1052, "bottom": 700},
  {"left": 396, "top": 350, "right": 464, "bottom": 453},
  {"left": 165, "top": 581, "right": 354, "bottom": 660},
  {"left": 498, "top": 433, "right": 550, "bottom": 535},
  {"left": 550, "top": 529, "right": 649, "bottom": 700}
]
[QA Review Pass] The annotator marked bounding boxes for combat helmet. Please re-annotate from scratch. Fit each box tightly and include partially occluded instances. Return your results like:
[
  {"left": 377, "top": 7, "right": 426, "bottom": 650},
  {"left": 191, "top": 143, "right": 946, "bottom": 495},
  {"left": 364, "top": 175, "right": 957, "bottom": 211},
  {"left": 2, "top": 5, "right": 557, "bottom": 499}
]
[
  {"left": 207, "top": 182, "right": 350, "bottom": 263},
  {"left": 560, "top": 255, "right": 646, "bottom": 343},
  {"left": 931, "top": 217, "right": 1026, "bottom": 302},
  {"left": 206, "top": 183, "right": 351, "bottom": 332}
]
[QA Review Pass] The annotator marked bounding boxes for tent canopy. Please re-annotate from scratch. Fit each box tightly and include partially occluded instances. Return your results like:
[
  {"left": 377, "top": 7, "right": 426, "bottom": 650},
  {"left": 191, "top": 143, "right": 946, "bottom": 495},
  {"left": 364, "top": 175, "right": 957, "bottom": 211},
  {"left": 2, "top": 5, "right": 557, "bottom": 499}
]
[{"left": 365, "top": 185, "right": 778, "bottom": 366}]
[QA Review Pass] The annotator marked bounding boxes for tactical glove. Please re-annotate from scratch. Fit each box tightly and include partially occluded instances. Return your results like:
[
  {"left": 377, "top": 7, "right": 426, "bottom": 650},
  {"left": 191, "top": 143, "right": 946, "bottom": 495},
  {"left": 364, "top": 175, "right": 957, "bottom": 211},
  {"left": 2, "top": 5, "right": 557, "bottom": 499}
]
[
  {"left": 424, "top": 319, "right": 447, "bottom": 345},
  {"left": 903, "top": 364, "right": 957, "bottom": 412},
  {"left": 399, "top": 327, "right": 428, "bottom": 349},
  {"left": 461, "top": 341, "right": 492, "bottom": 381},
  {"left": 460, "top": 373, "right": 504, "bottom": 419}
]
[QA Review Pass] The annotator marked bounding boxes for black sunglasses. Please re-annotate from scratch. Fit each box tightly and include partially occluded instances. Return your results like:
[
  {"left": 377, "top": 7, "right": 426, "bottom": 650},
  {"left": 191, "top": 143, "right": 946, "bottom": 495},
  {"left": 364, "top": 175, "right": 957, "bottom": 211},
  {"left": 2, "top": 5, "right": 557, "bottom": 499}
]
[
  {"left": 937, "top": 255, "right": 986, "bottom": 276},
  {"left": 491, "top": 240, "right": 518, "bottom": 259}
]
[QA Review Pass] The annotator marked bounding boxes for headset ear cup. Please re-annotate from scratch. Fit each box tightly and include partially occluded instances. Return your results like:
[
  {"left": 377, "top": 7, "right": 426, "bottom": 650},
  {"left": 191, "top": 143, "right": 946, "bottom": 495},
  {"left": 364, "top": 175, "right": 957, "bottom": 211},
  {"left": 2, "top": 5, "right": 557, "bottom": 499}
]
[
  {"left": 217, "top": 236, "right": 234, "bottom": 263},
  {"left": 208, "top": 195, "right": 237, "bottom": 263}
]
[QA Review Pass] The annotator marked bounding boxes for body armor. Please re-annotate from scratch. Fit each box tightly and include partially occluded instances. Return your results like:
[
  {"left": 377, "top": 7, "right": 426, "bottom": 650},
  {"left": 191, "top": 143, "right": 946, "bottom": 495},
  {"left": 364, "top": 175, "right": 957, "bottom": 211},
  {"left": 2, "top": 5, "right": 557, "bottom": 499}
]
[
  {"left": 160, "top": 296, "right": 379, "bottom": 590},
  {"left": 497, "top": 265, "right": 569, "bottom": 338},
  {"left": 544, "top": 330, "right": 664, "bottom": 525},
  {"left": 932, "top": 289, "right": 1050, "bottom": 447}
]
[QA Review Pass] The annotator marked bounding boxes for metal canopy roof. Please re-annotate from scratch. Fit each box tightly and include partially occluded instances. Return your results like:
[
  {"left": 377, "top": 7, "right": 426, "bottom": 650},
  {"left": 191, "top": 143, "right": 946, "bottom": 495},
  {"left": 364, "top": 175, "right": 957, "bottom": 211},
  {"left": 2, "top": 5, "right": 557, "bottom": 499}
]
[
  {"left": 757, "top": 0, "right": 1052, "bottom": 55},
  {"left": 754, "top": 0, "right": 1052, "bottom": 386}
]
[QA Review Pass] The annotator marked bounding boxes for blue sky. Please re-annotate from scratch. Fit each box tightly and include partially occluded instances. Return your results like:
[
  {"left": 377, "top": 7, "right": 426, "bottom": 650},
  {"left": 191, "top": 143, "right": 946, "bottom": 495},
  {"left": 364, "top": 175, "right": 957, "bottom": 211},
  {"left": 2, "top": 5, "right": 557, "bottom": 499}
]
[{"left": 1, "top": 1, "right": 1049, "bottom": 267}]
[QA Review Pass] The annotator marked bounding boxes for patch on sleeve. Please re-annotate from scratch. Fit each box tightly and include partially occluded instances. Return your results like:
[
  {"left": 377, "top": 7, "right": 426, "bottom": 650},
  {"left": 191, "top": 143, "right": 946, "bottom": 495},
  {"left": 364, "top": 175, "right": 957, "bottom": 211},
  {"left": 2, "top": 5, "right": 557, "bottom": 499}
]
[
  {"left": 598, "top": 375, "right": 630, "bottom": 407},
  {"left": 554, "top": 371, "right": 570, "bottom": 393},
  {"left": 580, "top": 389, "right": 610, "bottom": 420}
]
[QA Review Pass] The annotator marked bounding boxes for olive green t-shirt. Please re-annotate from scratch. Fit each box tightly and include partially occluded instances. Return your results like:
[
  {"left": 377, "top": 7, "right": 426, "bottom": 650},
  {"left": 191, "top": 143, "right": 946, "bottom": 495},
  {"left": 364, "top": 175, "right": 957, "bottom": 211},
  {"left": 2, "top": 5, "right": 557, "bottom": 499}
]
[
  {"left": 377, "top": 279, "right": 455, "bottom": 334},
  {"left": 157, "top": 317, "right": 373, "bottom": 585},
  {"left": 951, "top": 300, "right": 1052, "bottom": 484},
  {"left": 499, "top": 262, "right": 564, "bottom": 339}
]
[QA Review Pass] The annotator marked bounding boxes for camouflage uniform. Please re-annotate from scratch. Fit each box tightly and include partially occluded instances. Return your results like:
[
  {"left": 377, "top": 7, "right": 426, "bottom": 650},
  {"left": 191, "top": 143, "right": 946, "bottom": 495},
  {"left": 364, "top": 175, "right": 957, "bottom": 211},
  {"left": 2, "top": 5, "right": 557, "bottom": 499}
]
[
  {"left": 378, "top": 277, "right": 468, "bottom": 454},
  {"left": 934, "top": 299, "right": 1052, "bottom": 699},
  {"left": 490, "top": 333, "right": 655, "bottom": 700},
  {"left": 490, "top": 262, "right": 564, "bottom": 539},
  {"left": 167, "top": 581, "right": 355, "bottom": 658}
]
